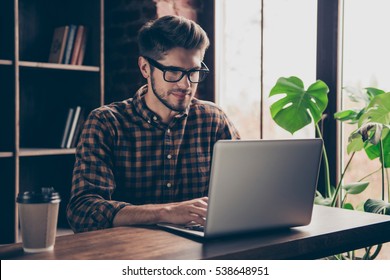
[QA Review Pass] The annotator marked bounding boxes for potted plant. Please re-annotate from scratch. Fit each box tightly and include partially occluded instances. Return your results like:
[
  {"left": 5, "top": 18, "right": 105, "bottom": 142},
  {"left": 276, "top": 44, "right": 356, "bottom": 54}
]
[{"left": 269, "top": 76, "right": 390, "bottom": 259}]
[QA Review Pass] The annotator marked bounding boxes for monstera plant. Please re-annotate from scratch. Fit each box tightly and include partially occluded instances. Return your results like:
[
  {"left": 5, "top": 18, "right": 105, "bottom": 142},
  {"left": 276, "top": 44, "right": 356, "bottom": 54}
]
[
  {"left": 269, "top": 77, "right": 332, "bottom": 198},
  {"left": 269, "top": 76, "right": 390, "bottom": 259},
  {"left": 334, "top": 88, "right": 390, "bottom": 215}
]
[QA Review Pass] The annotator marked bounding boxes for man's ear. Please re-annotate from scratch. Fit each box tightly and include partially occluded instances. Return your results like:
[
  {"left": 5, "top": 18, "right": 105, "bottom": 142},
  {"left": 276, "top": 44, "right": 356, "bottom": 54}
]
[{"left": 138, "top": 56, "right": 150, "bottom": 79}]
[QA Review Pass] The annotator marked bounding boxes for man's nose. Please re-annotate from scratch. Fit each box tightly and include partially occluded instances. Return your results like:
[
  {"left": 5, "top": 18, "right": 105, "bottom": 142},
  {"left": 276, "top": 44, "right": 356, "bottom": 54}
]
[{"left": 177, "top": 74, "right": 191, "bottom": 88}]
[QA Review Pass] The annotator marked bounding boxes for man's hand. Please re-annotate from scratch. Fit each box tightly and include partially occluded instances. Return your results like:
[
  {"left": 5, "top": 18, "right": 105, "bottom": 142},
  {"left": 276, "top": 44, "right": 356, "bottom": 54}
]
[
  {"left": 161, "top": 197, "right": 208, "bottom": 226},
  {"left": 113, "top": 197, "right": 208, "bottom": 227}
]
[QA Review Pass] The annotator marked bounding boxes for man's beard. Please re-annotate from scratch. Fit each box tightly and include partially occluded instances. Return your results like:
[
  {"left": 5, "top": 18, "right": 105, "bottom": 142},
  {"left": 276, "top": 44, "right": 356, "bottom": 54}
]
[{"left": 150, "top": 75, "right": 191, "bottom": 112}]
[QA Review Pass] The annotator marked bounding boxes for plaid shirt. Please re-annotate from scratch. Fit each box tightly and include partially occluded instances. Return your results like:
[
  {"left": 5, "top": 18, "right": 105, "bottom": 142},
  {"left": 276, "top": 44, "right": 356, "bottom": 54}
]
[{"left": 67, "top": 85, "right": 240, "bottom": 232}]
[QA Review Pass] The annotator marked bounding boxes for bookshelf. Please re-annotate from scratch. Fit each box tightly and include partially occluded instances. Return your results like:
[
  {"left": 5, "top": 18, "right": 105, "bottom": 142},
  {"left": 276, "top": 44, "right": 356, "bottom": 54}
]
[{"left": 0, "top": 0, "right": 105, "bottom": 244}]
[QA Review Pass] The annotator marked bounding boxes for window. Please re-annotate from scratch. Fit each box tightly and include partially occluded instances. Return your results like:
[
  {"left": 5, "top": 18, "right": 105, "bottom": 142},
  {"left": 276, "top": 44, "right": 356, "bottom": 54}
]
[
  {"left": 341, "top": 0, "right": 390, "bottom": 220},
  {"left": 215, "top": 0, "right": 261, "bottom": 139},
  {"left": 216, "top": 0, "right": 390, "bottom": 259},
  {"left": 216, "top": 0, "right": 317, "bottom": 139}
]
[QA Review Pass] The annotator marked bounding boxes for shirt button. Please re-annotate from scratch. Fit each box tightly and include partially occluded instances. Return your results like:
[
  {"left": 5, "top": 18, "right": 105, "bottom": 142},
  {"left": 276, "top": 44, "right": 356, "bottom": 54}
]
[
  {"left": 167, "top": 154, "right": 172, "bottom": 159},
  {"left": 166, "top": 183, "right": 172, "bottom": 188},
  {"left": 153, "top": 116, "right": 158, "bottom": 121},
  {"left": 147, "top": 120, "right": 151, "bottom": 124},
  {"left": 167, "top": 128, "right": 171, "bottom": 133}
]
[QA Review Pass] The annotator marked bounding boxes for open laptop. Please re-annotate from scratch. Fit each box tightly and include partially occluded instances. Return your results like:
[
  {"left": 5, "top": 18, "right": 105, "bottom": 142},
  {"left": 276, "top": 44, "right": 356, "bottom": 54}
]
[{"left": 158, "top": 138, "right": 323, "bottom": 238}]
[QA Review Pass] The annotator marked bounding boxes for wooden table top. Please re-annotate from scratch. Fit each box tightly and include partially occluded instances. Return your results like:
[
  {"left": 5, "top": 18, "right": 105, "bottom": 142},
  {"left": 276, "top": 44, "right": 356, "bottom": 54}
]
[{"left": 2, "top": 205, "right": 390, "bottom": 260}]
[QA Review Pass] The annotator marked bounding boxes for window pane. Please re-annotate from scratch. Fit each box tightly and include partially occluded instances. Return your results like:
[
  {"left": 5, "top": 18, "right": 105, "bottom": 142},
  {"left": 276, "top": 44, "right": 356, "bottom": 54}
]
[
  {"left": 215, "top": 0, "right": 262, "bottom": 139},
  {"left": 263, "top": 0, "right": 317, "bottom": 139},
  {"left": 342, "top": 0, "right": 390, "bottom": 209},
  {"left": 341, "top": 0, "right": 390, "bottom": 259},
  {"left": 216, "top": 0, "right": 317, "bottom": 140}
]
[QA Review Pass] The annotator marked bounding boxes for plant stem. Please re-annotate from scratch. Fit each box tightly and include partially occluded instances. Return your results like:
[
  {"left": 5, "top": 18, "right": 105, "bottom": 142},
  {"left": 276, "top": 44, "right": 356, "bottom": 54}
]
[
  {"left": 331, "top": 152, "right": 355, "bottom": 207},
  {"left": 387, "top": 167, "right": 390, "bottom": 203},
  {"left": 369, "top": 244, "right": 382, "bottom": 260},
  {"left": 341, "top": 193, "right": 347, "bottom": 207},
  {"left": 315, "top": 124, "right": 331, "bottom": 198},
  {"left": 382, "top": 138, "right": 390, "bottom": 203},
  {"left": 358, "top": 167, "right": 381, "bottom": 182},
  {"left": 380, "top": 139, "right": 385, "bottom": 201}
]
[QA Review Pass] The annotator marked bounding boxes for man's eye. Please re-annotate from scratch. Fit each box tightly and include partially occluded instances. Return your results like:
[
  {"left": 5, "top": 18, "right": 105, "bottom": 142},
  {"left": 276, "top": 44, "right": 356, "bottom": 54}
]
[{"left": 166, "top": 70, "right": 183, "bottom": 77}]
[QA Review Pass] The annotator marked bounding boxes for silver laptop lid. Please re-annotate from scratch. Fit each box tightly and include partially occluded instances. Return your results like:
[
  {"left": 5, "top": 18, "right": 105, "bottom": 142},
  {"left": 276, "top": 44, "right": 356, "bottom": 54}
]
[{"left": 204, "top": 138, "right": 323, "bottom": 238}]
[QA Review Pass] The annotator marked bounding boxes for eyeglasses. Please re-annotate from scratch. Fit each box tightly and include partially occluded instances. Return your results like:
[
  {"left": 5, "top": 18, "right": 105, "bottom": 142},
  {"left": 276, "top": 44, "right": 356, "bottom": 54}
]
[{"left": 144, "top": 56, "right": 209, "bottom": 83}]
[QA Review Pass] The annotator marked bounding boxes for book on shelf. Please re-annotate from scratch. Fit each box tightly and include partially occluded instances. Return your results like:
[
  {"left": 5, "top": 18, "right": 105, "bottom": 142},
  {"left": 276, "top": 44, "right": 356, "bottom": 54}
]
[
  {"left": 65, "top": 106, "right": 81, "bottom": 148},
  {"left": 48, "top": 24, "right": 88, "bottom": 65},
  {"left": 48, "top": 26, "right": 69, "bottom": 63},
  {"left": 63, "top": 24, "right": 77, "bottom": 64},
  {"left": 70, "top": 109, "right": 86, "bottom": 148},
  {"left": 70, "top": 25, "right": 85, "bottom": 65},
  {"left": 60, "top": 107, "right": 75, "bottom": 148},
  {"left": 76, "top": 27, "right": 88, "bottom": 65},
  {"left": 60, "top": 106, "right": 85, "bottom": 149}
]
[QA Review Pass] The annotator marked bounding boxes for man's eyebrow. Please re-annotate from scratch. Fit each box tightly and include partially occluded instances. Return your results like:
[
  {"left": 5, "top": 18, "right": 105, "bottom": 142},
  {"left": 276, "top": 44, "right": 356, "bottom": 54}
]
[
  {"left": 165, "top": 65, "right": 202, "bottom": 71},
  {"left": 164, "top": 65, "right": 187, "bottom": 71}
]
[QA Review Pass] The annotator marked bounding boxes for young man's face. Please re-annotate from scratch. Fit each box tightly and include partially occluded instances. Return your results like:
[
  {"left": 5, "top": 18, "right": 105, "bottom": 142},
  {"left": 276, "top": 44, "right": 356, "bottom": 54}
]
[{"left": 148, "top": 48, "right": 203, "bottom": 112}]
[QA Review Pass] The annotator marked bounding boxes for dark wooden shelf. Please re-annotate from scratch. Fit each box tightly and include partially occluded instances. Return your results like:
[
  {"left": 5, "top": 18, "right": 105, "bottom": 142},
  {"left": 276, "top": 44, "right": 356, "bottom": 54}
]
[
  {"left": 0, "top": 59, "right": 13, "bottom": 66},
  {"left": 0, "top": 0, "right": 105, "bottom": 244},
  {"left": 0, "top": 152, "right": 13, "bottom": 158},
  {"left": 19, "top": 61, "right": 99, "bottom": 72},
  {"left": 19, "top": 148, "right": 76, "bottom": 157}
]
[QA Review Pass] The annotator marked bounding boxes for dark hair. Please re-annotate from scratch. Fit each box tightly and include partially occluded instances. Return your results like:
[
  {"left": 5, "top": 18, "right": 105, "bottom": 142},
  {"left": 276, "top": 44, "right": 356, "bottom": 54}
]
[{"left": 138, "top": 15, "right": 210, "bottom": 60}]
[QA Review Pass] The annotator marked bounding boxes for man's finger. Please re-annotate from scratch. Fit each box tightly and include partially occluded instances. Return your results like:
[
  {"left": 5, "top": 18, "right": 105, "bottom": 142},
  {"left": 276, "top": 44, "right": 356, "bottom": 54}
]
[
  {"left": 189, "top": 205, "right": 207, "bottom": 218},
  {"left": 189, "top": 214, "right": 206, "bottom": 226}
]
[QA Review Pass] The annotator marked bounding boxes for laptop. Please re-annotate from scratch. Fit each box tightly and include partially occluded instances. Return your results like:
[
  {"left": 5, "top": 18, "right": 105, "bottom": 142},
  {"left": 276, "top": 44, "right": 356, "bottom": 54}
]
[{"left": 158, "top": 138, "right": 323, "bottom": 238}]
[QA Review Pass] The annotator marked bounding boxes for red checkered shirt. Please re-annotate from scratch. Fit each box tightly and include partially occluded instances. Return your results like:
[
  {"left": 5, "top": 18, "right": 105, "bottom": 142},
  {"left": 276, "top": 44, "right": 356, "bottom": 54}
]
[{"left": 67, "top": 85, "right": 240, "bottom": 232}]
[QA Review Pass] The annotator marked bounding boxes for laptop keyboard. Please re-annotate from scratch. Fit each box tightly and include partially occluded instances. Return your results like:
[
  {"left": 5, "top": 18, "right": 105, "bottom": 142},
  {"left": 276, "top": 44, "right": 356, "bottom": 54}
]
[{"left": 184, "top": 224, "right": 204, "bottom": 232}]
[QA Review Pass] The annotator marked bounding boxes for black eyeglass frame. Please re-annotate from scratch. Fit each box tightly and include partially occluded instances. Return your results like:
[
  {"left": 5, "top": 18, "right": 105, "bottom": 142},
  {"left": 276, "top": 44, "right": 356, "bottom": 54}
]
[{"left": 144, "top": 56, "right": 209, "bottom": 83}]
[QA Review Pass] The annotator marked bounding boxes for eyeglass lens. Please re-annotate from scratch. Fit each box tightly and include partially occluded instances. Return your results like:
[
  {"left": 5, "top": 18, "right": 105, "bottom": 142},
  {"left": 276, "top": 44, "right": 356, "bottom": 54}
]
[{"left": 164, "top": 70, "right": 206, "bottom": 83}]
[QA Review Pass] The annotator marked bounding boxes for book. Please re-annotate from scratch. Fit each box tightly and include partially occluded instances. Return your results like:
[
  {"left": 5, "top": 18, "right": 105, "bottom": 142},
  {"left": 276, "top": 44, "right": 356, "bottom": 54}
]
[
  {"left": 66, "top": 106, "right": 82, "bottom": 148},
  {"left": 48, "top": 26, "right": 69, "bottom": 63},
  {"left": 76, "top": 27, "right": 88, "bottom": 65},
  {"left": 70, "top": 108, "right": 85, "bottom": 147},
  {"left": 63, "top": 24, "right": 77, "bottom": 64},
  {"left": 70, "top": 25, "right": 85, "bottom": 65},
  {"left": 60, "top": 108, "right": 75, "bottom": 148}
]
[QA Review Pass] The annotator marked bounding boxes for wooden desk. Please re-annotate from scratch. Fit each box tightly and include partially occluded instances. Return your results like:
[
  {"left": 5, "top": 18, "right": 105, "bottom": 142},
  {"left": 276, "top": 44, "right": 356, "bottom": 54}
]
[{"left": 1, "top": 205, "right": 390, "bottom": 260}]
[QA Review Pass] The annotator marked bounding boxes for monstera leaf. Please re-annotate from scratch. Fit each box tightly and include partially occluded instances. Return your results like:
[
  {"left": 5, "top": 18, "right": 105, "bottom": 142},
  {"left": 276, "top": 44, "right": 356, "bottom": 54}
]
[
  {"left": 364, "top": 199, "right": 390, "bottom": 215},
  {"left": 358, "top": 92, "right": 390, "bottom": 127},
  {"left": 354, "top": 92, "right": 390, "bottom": 167},
  {"left": 269, "top": 76, "right": 329, "bottom": 134}
]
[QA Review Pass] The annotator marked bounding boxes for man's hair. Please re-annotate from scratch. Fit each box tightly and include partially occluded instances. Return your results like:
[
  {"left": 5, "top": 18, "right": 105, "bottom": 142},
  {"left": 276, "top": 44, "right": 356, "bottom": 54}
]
[{"left": 138, "top": 15, "right": 210, "bottom": 60}]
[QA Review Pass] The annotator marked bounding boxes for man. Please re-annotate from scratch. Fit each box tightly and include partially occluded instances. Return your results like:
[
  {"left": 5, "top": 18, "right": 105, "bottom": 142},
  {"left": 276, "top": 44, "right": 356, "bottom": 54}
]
[{"left": 67, "top": 15, "right": 240, "bottom": 233}]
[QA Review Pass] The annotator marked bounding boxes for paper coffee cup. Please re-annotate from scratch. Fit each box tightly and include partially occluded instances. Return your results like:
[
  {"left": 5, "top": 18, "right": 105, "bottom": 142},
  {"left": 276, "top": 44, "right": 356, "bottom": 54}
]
[{"left": 16, "top": 187, "right": 61, "bottom": 253}]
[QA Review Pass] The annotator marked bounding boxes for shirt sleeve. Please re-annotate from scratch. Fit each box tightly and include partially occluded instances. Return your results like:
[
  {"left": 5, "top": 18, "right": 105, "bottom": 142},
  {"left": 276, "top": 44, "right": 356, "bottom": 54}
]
[
  {"left": 216, "top": 108, "right": 241, "bottom": 141},
  {"left": 66, "top": 109, "right": 129, "bottom": 233}
]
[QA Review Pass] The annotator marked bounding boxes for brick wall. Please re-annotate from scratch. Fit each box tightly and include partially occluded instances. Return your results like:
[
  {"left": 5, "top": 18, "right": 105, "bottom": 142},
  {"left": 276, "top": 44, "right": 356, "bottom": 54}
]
[{"left": 105, "top": 0, "right": 210, "bottom": 104}]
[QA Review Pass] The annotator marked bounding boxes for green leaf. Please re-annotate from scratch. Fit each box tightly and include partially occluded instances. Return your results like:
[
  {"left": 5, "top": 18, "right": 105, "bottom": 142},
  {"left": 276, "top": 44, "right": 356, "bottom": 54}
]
[
  {"left": 314, "top": 191, "right": 332, "bottom": 206},
  {"left": 364, "top": 199, "right": 390, "bottom": 215},
  {"left": 334, "top": 109, "right": 361, "bottom": 124},
  {"left": 343, "top": 203, "right": 354, "bottom": 210},
  {"left": 342, "top": 182, "right": 369, "bottom": 195},
  {"left": 358, "top": 92, "right": 390, "bottom": 127},
  {"left": 347, "top": 134, "right": 364, "bottom": 154},
  {"left": 314, "top": 196, "right": 333, "bottom": 206},
  {"left": 363, "top": 132, "right": 390, "bottom": 168},
  {"left": 269, "top": 77, "right": 329, "bottom": 134},
  {"left": 348, "top": 122, "right": 390, "bottom": 167},
  {"left": 365, "top": 87, "right": 385, "bottom": 100}
]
